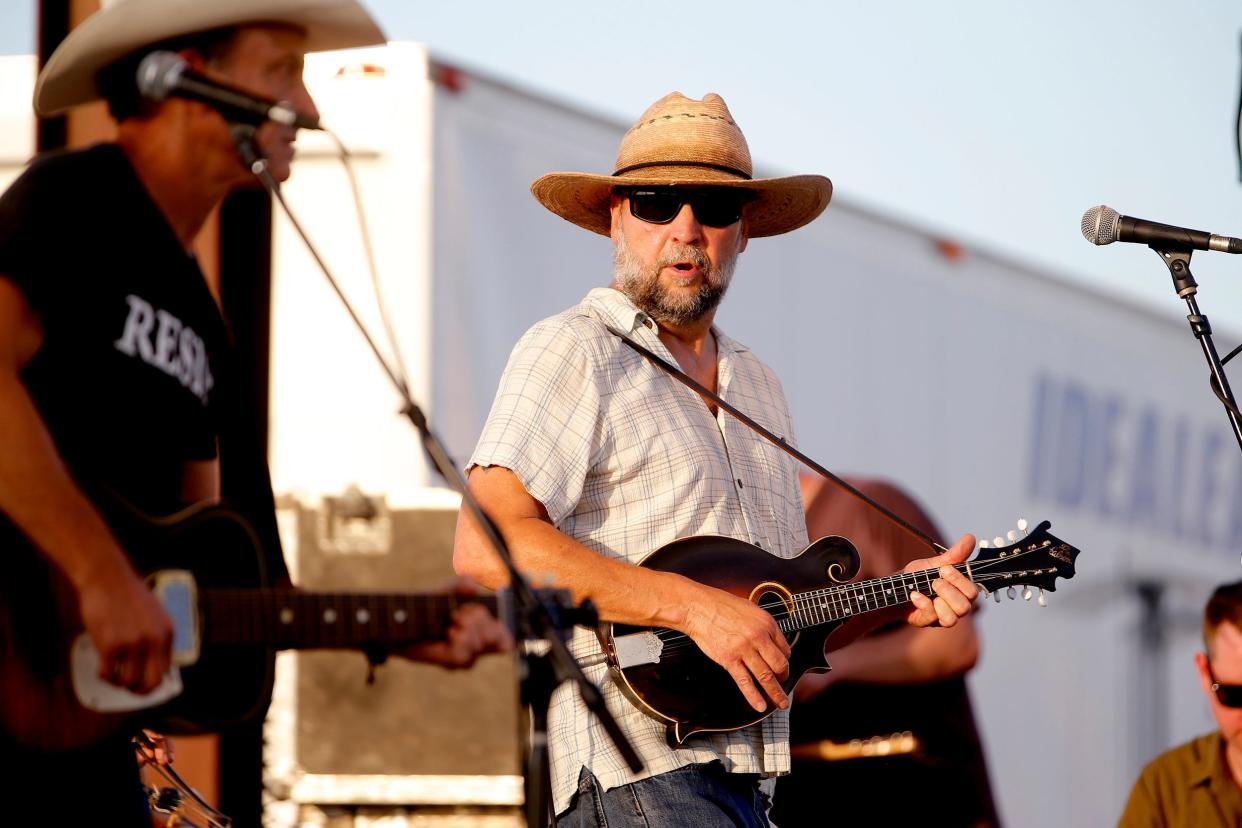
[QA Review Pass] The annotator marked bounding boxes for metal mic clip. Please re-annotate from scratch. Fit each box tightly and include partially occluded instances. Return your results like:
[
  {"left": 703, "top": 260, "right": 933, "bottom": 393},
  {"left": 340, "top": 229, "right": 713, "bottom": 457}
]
[{"left": 229, "top": 125, "right": 266, "bottom": 177}]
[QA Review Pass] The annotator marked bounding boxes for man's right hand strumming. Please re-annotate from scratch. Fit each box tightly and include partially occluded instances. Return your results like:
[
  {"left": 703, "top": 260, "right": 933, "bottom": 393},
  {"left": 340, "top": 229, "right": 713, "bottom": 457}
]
[
  {"left": 2, "top": 277, "right": 174, "bottom": 695},
  {"left": 679, "top": 584, "right": 792, "bottom": 713},
  {"left": 456, "top": 464, "right": 796, "bottom": 713},
  {"left": 75, "top": 557, "right": 174, "bottom": 694}
]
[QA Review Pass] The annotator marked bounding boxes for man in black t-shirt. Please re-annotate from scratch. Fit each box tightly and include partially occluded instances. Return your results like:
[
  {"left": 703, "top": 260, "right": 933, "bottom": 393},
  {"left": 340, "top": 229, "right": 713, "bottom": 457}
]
[{"left": 0, "top": 1, "right": 507, "bottom": 822}]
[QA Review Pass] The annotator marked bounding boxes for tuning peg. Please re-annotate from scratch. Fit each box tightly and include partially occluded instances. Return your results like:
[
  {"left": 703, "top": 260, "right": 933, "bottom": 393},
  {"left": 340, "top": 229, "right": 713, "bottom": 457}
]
[
  {"left": 1022, "top": 587, "right": 1032, "bottom": 601},
  {"left": 1038, "top": 588, "right": 1047, "bottom": 607},
  {"left": 1017, "top": 518, "right": 1029, "bottom": 534},
  {"left": 1007, "top": 530, "right": 1019, "bottom": 542},
  {"left": 979, "top": 539, "right": 991, "bottom": 549},
  {"left": 993, "top": 589, "right": 1001, "bottom": 603},
  {"left": 1006, "top": 586, "right": 1016, "bottom": 600},
  {"left": 992, "top": 536, "right": 1005, "bottom": 547},
  {"left": 977, "top": 584, "right": 989, "bottom": 601}
]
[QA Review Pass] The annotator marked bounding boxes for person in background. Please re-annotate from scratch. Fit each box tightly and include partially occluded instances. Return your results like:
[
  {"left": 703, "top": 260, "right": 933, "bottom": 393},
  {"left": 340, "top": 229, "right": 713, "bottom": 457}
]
[
  {"left": 1119, "top": 579, "right": 1242, "bottom": 827},
  {"left": 771, "top": 474, "right": 999, "bottom": 827}
]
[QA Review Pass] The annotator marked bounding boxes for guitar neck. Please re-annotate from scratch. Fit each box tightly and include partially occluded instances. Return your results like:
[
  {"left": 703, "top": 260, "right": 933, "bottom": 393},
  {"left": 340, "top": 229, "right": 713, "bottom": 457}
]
[
  {"left": 782, "top": 564, "right": 969, "bottom": 632},
  {"left": 200, "top": 590, "right": 500, "bottom": 650}
]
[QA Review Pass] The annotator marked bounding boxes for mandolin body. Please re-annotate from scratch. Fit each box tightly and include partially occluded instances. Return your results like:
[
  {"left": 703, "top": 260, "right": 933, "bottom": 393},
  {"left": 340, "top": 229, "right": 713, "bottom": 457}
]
[{"left": 601, "top": 534, "right": 861, "bottom": 746}]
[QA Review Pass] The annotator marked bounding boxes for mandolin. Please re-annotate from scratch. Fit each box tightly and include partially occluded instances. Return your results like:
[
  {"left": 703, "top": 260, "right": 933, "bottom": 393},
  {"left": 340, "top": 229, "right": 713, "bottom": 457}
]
[{"left": 599, "top": 521, "right": 1079, "bottom": 746}]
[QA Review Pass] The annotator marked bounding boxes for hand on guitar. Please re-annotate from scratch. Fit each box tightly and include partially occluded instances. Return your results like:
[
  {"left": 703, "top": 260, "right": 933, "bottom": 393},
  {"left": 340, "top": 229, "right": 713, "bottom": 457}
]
[
  {"left": 397, "top": 580, "right": 511, "bottom": 669},
  {"left": 682, "top": 583, "right": 793, "bottom": 714},
  {"left": 76, "top": 557, "right": 174, "bottom": 693},
  {"left": 903, "top": 533, "right": 979, "bottom": 628},
  {"left": 1, "top": 280, "right": 174, "bottom": 695}
]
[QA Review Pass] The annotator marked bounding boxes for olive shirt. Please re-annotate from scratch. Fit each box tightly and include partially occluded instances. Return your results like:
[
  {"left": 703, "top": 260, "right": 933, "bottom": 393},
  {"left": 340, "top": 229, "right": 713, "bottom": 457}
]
[{"left": 1119, "top": 732, "right": 1242, "bottom": 827}]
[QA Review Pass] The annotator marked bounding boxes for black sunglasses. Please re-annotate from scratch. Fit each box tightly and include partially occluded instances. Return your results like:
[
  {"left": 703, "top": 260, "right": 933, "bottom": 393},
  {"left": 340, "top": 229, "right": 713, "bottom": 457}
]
[
  {"left": 620, "top": 188, "right": 752, "bottom": 228},
  {"left": 1208, "top": 663, "right": 1242, "bottom": 707}
]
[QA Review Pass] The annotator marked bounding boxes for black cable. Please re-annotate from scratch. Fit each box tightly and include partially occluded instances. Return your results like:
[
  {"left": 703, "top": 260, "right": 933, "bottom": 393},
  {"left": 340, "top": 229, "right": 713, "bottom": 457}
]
[{"left": 324, "top": 127, "right": 414, "bottom": 397}]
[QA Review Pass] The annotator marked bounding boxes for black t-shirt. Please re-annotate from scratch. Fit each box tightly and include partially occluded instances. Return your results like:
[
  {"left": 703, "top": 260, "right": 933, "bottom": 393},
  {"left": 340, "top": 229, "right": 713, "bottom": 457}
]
[
  {"left": 0, "top": 143, "right": 287, "bottom": 575},
  {"left": 0, "top": 142, "right": 291, "bottom": 645},
  {"left": 0, "top": 144, "right": 226, "bottom": 513},
  {"left": 772, "top": 664, "right": 999, "bottom": 826}
]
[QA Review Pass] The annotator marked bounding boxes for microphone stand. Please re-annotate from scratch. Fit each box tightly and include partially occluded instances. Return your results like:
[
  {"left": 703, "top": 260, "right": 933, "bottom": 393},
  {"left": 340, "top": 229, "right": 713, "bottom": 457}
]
[
  {"left": 1151, "top": 245, "right": 1242, "bottom": 454},
  {"left": 228, "top": 127, "right": 643, "bottom": 826}
]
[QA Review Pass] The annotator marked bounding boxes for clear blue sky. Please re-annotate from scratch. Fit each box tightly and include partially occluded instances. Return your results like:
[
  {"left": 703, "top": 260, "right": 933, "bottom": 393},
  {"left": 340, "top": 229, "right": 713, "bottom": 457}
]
[{"left": 4, "top": 1, "right": 1242, "bottom": 331}]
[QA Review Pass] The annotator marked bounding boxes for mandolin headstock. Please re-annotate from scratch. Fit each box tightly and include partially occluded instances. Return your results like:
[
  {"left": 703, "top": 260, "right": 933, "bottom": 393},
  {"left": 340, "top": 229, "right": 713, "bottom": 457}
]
[{"left": 969, "top": 519, "right": 1079, "bottom": 605}]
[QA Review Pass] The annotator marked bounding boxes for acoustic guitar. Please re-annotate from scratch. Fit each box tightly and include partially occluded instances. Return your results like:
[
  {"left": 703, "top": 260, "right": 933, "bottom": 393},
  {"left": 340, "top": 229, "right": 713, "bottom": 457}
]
[
  {"left": 599, "top": 521, "right": 1079, "bottom": 745},
  {"left": 0, "top": 499, "right": 516, "bottom": 753}
]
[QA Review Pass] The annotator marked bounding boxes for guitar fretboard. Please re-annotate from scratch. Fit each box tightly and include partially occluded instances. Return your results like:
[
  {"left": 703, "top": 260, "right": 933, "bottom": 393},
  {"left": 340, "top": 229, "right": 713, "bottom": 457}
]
[{"left": 200, "top": 590, "right": 500, "bottom": 650}]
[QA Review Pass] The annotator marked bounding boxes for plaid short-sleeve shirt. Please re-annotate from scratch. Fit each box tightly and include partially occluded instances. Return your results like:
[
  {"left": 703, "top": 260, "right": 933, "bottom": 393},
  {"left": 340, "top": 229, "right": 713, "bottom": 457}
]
[{"left": 469, "top": 287, "right": 808, "bottom": 816}]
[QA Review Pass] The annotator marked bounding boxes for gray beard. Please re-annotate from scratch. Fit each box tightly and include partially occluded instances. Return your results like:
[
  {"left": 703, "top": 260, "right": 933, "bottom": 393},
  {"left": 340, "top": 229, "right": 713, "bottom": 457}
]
[{"left": 612, "top": 225, "right": 738, "bottom": 326}]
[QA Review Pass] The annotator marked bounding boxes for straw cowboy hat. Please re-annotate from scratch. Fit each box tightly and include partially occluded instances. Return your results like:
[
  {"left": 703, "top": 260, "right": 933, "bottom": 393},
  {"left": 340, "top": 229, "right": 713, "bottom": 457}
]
[
  {"left": 34, "top": 0, "right": 386, "bottom": 117},
  {"left": 531, "top": 91, "right": 832, "bottom": 238}
]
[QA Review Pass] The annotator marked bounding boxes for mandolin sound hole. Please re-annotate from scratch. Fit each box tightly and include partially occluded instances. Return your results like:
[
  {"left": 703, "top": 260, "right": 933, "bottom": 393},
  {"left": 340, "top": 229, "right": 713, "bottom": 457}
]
[{"left": 753, "top": 585, "right": 797, "bottom": 647}]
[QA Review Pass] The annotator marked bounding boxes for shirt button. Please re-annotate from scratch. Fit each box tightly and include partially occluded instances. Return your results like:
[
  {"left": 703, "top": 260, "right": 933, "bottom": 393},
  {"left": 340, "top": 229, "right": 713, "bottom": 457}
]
[{"left": 736, "top": 479, "right": 744, "bottom": 489}]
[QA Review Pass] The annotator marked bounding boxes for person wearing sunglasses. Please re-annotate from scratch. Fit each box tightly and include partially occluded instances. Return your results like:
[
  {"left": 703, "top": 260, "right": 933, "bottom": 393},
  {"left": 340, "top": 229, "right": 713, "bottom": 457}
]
[
  {"left": 1120, "top": 580, "right": 1242, "bottom": 826},
  {"left": 453, "top": 91, "right": 981, "bottom": 827}
]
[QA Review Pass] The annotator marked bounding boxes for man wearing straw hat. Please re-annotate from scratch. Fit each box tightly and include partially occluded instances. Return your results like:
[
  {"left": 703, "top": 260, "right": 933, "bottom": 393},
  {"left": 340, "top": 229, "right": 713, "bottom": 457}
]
[
  {"left": 0, "top": 1, "right": 506, "bottom": 822},
  {"left": 454, "top": 91, "right": 980, "bottom": 825}
]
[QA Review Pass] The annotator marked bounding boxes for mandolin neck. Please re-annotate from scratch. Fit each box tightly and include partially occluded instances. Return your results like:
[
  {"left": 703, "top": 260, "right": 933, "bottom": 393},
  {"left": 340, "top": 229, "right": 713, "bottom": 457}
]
[
  {"left": 781, "top": 564, "right": 969, "bottom": 632},
  {"left": 200, "top": 589, "right": 499, "bottom": 650}
]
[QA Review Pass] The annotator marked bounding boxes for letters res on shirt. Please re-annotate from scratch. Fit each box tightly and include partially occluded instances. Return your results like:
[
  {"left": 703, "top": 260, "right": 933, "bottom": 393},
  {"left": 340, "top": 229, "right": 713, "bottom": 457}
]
[{"left": 113, "top": 294, "right": 214, "bottom": 405}]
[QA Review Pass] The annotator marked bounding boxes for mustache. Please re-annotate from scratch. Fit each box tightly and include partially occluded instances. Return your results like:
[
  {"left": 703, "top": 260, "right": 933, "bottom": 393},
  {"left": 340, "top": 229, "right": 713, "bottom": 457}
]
[{"left": 656, "top": 244, "right": 712, "bottom": 273}]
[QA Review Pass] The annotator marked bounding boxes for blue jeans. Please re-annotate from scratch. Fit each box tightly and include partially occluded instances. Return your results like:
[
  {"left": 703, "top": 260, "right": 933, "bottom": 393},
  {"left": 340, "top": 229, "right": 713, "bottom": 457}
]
[{"left": 556, "top": 762, "right": 770, "bottom": 827}]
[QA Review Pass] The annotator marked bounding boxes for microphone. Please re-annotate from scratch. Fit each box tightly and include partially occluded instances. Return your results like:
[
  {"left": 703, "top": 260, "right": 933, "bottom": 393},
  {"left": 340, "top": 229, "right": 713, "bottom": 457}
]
[
  {"left": 136, "top": 51, "right": 319, "bottom": 131},
  {"left": 1081, "top": 205, "right": 1242, "bottom": 254}
]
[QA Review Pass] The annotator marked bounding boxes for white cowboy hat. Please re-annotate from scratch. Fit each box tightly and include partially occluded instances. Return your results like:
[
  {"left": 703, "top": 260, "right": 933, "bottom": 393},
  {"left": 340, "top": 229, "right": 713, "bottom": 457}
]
[
  {"left": 34, "top": 0, "right": 386, "bottom": 117},
  {"left": 531, "top": 91, "right": 832, "bottom": 238}
]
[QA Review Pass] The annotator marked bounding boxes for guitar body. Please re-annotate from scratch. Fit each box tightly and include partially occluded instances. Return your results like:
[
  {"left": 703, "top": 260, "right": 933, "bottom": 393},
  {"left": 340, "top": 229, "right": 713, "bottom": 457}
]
[
  {"left": 0, "top": 545, "right": 116, "bottom": 752},
  {"left": 602, "top": 534, "right": 861, "bottom": 745},
  {"left": 0, "top": 501, "right": 275, "bottom": 753},
  {"left": 126, "top": 502, "right": 276, "bottom": 734}
]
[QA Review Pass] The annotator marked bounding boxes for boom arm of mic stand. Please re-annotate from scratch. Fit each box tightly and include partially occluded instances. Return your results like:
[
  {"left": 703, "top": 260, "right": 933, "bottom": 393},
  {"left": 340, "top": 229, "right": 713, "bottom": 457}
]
[{"left": 228, "top": 128, "right": 645, "bottom": 780}]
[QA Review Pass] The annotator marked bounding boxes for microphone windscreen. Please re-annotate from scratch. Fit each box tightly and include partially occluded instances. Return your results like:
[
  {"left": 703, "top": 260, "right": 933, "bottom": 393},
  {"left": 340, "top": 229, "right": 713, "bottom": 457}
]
[
  {"left": 136, "top": 51, "right": 186, "bottom": 100},
  {"left": 1081, "top": 205, "right": 1121, "bottom": 245}
]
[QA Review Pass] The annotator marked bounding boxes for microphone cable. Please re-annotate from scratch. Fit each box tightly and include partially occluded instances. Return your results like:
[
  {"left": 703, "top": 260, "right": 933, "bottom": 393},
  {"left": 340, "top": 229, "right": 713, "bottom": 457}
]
[
  {"left": 231, "top": 125, "right": 417, "bottom": 415},
  {"left": 235, "top": 123, "right": 415, "bottom": 401},
  {"left": 323, "top": 125, "right": 414, "bottom": 398}
]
